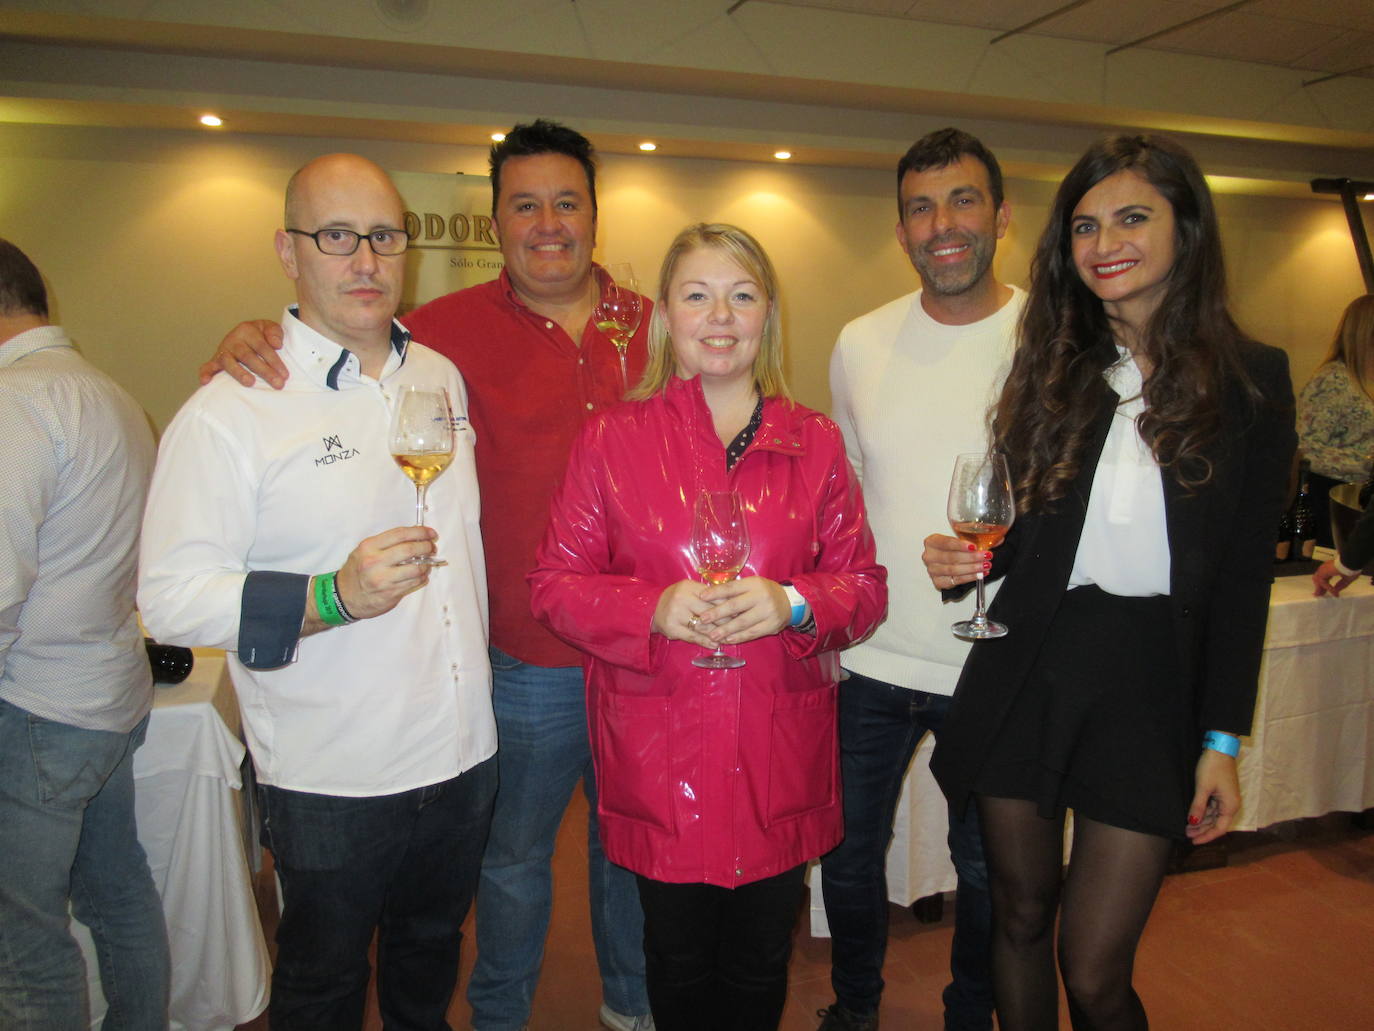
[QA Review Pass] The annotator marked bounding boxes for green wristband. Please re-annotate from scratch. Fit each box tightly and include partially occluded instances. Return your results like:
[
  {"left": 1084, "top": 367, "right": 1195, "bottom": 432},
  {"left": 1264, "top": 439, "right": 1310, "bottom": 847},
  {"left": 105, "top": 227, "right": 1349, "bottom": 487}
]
[{"left": 314, "top": 572, "right": 348, "bottom": 628}]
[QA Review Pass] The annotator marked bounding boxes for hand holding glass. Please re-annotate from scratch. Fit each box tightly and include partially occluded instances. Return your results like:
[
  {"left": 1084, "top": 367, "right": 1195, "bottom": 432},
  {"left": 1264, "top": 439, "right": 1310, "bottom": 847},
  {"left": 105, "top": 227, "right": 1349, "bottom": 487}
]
[
  {"left": 594, "top": 262, "right": 643, "bottom": 388},
  {"left": 390, "top": 385, "right": 455, "bottom": 567},
  {"left": 688, "top": 490, "right": 750, "bottom": 669},
  {"left": 947, "top": 452, "right": 1015, "bottom": 639}
]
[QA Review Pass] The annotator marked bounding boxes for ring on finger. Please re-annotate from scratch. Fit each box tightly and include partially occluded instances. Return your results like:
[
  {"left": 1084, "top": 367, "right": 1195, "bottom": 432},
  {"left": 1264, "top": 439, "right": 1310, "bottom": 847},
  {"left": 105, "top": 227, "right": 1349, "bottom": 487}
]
[{"left": 687, "top": 616, "right": 699, "bottom": 630}]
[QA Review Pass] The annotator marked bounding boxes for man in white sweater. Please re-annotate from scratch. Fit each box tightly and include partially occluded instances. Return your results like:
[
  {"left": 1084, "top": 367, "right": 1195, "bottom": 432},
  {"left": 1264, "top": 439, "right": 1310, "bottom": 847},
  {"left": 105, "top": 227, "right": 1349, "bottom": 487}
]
[{"left": 819, "top": 129, "right": 1025, "bottom": 1031}]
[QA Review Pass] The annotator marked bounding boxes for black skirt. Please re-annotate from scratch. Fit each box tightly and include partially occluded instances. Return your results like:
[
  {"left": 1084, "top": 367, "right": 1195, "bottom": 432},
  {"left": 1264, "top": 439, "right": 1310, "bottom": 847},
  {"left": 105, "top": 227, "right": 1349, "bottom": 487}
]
[{"left": 971, "top": 584, "right": 1195, "bottom": 840}]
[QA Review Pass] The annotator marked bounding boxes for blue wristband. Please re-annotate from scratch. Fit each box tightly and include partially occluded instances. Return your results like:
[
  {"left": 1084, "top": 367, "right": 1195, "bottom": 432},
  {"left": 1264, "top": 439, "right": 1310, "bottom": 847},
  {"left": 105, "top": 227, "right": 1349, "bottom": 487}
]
[
  {"left": 781, "top": 582, "right": 808, "bottom": 627},
  {"left": 1202, "top": 730, "right": 1240, "bottom": 757}
]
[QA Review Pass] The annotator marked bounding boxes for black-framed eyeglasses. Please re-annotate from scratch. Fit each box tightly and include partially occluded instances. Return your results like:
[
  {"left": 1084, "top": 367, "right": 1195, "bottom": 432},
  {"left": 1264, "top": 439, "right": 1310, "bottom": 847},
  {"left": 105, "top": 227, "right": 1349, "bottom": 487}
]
[{"left": 286, "top": 227, "right": 410, "bottom": 256}]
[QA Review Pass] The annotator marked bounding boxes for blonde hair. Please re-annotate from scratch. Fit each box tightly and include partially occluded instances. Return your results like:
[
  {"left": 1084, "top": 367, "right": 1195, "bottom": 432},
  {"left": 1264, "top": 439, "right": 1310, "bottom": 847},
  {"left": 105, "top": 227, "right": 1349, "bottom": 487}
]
[
  {"left": 1325, "top": 294, "right": 1374, "bottom": 401},
  {"left": 628, "top": 223, "right": 790, "bottom": 401}
]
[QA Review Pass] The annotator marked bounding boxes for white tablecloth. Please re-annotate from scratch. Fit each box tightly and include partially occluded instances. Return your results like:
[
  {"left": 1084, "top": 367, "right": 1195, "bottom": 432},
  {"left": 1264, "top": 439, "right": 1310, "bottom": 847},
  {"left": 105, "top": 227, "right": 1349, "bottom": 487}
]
[
  {"left": 810, "top": 574, "right": 1374, "bottom": 935},
  {"left": 77, "top": 648, "right": 270, "bottom": 1030}
]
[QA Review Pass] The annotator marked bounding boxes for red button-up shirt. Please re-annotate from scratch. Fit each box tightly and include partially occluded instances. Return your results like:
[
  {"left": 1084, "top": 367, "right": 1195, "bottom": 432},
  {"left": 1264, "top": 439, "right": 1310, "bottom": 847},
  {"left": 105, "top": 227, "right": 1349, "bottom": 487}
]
[{"left": 403, "top": 268, "right": 650, "bottom": 666}]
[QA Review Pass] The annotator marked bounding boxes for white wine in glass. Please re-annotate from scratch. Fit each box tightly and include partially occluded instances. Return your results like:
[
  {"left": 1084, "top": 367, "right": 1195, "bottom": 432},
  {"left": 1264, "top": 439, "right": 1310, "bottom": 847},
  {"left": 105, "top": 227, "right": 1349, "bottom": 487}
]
[
  {"left": 947, "top": 451, "right": 1014, "bottom": 640},
  {"left": 390, "top": 385, "right": 455, "bottom": 567},
  {"left": 594, "top": 262, "right": 643, "bottom": 388},
  {"left": 688, "top": 489, "right": 750, "bottom": 669}
]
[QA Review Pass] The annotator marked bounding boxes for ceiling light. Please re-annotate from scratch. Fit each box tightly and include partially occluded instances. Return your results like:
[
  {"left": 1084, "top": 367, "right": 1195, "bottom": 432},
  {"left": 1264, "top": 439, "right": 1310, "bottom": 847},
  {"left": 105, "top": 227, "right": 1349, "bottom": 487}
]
[
  {"left": 638, "top": 142, "right": 657, "bottom": 152},
  {"left": 199, "top": 114, "right": 223, "bottom": 127},
  {"left": 490, "top": 132, "right": 505, "bottom": 142},
  {"left": 774, "top": 150, "right": 792, "bottom": 160}
]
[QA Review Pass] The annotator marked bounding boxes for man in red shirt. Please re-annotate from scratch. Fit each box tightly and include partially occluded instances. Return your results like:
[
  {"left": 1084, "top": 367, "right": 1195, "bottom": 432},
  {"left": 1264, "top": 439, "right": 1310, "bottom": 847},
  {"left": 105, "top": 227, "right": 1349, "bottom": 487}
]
[{"left": 202, "top": 121, "right": 652, "bottom": 1031}]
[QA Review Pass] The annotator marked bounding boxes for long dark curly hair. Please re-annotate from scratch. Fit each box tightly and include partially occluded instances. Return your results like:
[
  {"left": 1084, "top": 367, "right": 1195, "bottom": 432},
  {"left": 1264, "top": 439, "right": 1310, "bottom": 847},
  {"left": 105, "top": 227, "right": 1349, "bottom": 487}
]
[{"left": 994, "top": 134, "right": 1260, "bottom": 513}]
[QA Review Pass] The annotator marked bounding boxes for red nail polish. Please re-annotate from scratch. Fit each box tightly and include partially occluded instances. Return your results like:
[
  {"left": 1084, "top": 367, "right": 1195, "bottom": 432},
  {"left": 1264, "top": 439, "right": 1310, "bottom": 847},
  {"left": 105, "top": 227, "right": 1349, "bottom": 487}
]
[
  {"left": 982, "top": 562, "right": 991, "bottom": 571},
  {"left": 1187, "top": 815, "right": 1200, "bottom": 825},
  {"left": 966, "top": 543, "right": 975, "bottom": 551}
]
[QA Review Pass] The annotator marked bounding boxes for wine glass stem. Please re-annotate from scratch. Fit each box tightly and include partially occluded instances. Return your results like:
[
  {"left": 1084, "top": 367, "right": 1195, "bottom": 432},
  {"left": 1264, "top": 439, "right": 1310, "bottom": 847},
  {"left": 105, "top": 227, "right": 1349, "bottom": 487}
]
[
  {"left": 415, "top": 484, "right": 428, "bottom": 528},
  {"left": 615, "top": 340, "right": 628, "bottom": 390},
  {"left": 971, "top": 575, "right": 988, "bottom": 628}
]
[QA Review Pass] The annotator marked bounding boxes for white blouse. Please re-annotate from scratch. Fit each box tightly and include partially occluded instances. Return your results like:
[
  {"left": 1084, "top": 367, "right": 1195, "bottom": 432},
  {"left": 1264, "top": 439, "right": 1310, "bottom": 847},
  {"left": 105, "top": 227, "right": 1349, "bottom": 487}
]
[{"left": 1068, "top": 347, "right": 1172, "bottom": 597}]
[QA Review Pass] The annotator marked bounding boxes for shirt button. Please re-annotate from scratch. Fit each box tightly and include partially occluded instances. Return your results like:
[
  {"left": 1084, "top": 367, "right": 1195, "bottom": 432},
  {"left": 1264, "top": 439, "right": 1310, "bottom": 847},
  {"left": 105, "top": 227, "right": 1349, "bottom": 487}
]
[
  {"left": 545, "top": 320, "right": 554, "bottom": 329},
  {"left": 586, "top": 402, "right": 594, "bottom": 411}
]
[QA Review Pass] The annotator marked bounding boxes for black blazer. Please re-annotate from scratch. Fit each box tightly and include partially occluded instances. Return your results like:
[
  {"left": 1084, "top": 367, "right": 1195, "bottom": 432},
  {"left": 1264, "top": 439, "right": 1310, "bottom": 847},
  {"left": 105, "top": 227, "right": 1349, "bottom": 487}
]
[{"left": 932, "top": 340, "right": 1297, "bottom": 810}]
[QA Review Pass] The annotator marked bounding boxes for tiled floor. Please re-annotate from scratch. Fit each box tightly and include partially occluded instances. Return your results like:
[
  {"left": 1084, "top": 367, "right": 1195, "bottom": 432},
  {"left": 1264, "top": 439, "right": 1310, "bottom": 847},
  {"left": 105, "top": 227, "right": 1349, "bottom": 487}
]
[{"left": 239, "top": 800, "right": 1374, "bottom": 1030}]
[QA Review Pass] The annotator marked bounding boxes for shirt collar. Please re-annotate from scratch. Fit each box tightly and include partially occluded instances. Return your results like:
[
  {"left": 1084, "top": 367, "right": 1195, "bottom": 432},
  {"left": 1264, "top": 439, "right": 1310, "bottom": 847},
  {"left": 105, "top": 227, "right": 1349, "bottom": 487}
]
[
  {"left": 281, "top": 306, "right": 411, "bottom": 391},
  {"left": 0, "top": 324, "right": 73, "bottom": 369}
]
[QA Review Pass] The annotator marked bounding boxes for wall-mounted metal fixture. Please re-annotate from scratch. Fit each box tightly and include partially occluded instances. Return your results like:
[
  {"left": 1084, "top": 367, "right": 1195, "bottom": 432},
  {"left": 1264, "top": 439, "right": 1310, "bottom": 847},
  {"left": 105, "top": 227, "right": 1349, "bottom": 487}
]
[{"left": 1311, "top": 178, "right": 1374, "bottom": 292}]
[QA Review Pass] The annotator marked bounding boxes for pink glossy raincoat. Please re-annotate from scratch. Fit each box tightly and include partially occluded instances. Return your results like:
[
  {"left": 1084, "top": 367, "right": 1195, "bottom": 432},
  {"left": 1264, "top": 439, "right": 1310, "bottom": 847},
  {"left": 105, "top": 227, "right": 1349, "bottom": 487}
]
[{"left": 529, "top": 374, "right": 887, "bottom": 887}]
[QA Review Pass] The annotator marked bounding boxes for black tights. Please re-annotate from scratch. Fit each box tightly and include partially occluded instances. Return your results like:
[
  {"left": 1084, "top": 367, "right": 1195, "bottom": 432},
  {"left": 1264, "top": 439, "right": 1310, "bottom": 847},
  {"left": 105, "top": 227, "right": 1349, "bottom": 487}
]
[{"left": 976, "top": 795, "right": 1174, "bottom": 1031}]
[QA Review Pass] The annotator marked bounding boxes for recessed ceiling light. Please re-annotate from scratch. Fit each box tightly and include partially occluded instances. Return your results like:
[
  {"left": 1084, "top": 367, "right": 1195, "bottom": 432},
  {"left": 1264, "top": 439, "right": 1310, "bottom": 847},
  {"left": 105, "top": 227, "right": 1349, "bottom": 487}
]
[
  {"left": 774, "top": 150, "right": 792, "bottom": 160},
  {"left": 199, "top": 114, "right": 223, "bottom": 127},
  {"left": 490, "top": 132, "right": 505, "bottom": 142},
  {"left": 638, "top": 142, "right": 657, "bottom": 152}
]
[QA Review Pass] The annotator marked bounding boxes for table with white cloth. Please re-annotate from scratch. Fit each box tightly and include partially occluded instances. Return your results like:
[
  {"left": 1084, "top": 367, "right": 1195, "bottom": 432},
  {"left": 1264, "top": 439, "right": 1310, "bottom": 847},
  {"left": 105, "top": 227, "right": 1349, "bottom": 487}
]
[
  {"left": 76, "top": 647, "right": 270, "bottom": 1030},
  {"left": 810, "top": 574, "right": 1374, "bottom": 936}
]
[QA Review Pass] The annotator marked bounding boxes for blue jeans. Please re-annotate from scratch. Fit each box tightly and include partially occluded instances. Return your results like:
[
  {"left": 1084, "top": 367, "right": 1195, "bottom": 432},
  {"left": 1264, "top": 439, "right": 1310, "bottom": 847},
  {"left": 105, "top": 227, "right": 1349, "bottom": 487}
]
[
  {"left": 0, "top": 700, "right": 170, "bottom": 1030},
  {"left": 259, "top": 757, "right": 496, "bottom": 1031},
  {"left": 819, "top": 672, "right": 993, "bottom": 1030},
  {"left": 467, "top": 648, "right": 648, "bottom": 1030}
]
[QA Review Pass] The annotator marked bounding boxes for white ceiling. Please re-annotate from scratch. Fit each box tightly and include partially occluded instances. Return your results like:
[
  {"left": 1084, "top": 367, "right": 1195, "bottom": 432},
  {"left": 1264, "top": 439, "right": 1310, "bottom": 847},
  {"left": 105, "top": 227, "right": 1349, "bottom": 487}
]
[
  {"left": 769, "top": 0, "right": 1374, "bottom": 77},
  {"left": 0, "top": 0, "right": 1371, "bottom": 193}
]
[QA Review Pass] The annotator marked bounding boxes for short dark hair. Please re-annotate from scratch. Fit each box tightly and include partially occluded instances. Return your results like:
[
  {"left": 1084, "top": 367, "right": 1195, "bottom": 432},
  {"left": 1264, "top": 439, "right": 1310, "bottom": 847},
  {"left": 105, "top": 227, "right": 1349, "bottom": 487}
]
[
  {"left": 896, "top": 128, "right": 1005, "bottom": 213},
  {"left": 489, "top": 119, "right": 598, "bottom": 217},
  {"left": 0, "top": 237, "right": 48, "bottom": 319}
]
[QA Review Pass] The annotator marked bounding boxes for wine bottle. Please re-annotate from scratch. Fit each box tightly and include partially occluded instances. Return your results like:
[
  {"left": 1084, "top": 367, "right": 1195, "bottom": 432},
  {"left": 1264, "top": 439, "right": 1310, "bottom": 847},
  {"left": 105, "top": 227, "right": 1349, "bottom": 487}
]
[
  {"left": 1292, "top": 458, "right": 1316, "bottom": 559},
  {"left": 1359, "top": 453, "right": 1374, "bottom": 511},
  {"left": 1275, "top": 506, "right": 1292, "bottom": 562}
]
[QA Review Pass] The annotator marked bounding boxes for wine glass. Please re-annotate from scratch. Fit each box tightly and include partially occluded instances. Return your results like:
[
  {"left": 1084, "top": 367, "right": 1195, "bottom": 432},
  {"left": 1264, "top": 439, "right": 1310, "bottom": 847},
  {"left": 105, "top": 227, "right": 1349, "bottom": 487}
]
[
  {"left": 594, "top": 262, "right": 643, "bottom": 389},
  {"left": 947, "top": 451, "right": 1015, "bottom": 640},
  {"left": 687, "top": 489, "right": 751, "bottom": 669},
  {"left": 389, "top": 385, "right": 455, "bottom": 567}
]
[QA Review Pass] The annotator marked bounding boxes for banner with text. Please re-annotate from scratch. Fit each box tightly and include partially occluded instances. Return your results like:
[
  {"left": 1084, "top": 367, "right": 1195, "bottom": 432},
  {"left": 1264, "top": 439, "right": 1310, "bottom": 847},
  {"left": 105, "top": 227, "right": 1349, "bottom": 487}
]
[{"left": 392, "top": 170, "right": 502, "bottom": 315}]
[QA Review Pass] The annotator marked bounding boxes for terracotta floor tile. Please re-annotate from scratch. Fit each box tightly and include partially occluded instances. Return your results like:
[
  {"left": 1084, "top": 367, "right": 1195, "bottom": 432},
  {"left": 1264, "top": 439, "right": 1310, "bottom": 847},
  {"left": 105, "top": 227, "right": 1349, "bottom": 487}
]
[{"left": 238, "top": 803, "right": 1374, "bottom": 1030}]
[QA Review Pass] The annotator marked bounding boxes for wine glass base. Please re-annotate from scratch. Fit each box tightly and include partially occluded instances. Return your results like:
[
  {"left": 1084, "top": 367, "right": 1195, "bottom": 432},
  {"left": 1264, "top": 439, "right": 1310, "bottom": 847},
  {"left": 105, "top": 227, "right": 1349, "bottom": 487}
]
[
  {"left": 692, "top": 653, "right": 746, "bottom": 669},
  {"left": 401, "top": 556, "right": 449, "bottom": 568},
  {"left": 951, "top": 619, "right": 1008, "bottom": 640}
]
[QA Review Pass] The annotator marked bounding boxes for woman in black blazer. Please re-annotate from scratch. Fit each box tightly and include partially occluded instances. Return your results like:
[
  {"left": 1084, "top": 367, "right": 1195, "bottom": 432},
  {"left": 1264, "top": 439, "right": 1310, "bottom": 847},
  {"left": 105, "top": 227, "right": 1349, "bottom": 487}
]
[{"left": 923, "top": 135, "right": 1295, "bottom": 1031}]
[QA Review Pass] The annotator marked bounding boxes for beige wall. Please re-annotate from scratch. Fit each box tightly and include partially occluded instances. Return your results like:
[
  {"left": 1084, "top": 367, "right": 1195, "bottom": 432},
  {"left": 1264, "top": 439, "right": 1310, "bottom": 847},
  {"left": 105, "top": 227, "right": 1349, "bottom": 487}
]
[{"left": 1, "top": 122, "right": 1365, "bottom": 434}]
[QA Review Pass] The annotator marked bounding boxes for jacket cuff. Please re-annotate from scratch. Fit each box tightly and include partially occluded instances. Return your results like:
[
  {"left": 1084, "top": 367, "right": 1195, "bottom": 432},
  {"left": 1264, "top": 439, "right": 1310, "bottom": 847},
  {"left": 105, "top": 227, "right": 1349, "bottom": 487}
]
[{"left": 239, "top": 570, "right": 310, "bottom": 669}]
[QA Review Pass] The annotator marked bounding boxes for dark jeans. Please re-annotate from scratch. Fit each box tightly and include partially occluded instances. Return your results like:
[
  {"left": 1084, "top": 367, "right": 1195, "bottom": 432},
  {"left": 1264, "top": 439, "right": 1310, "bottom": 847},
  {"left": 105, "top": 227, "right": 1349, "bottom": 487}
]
[
  {"left": 258, "top": 757, "right": 496, "bottom": 1031},
  {"left": 636, "top": 864, "right": 807, "bottom": 1031},
  {"left": 819, "top": 672, "right": 993, "bottom": 1030}
]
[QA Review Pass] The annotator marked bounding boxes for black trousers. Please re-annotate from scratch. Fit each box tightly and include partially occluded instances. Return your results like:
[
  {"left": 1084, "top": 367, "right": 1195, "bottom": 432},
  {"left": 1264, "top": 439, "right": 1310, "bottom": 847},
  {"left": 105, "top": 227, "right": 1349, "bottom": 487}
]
[{"left": 635, "top": 864, "right": 807, "bottom": 1031}]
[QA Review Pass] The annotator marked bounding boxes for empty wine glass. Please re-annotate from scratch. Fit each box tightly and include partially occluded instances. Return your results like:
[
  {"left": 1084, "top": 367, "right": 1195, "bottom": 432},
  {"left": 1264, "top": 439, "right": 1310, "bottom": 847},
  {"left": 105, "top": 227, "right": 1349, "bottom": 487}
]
[
  {"left": 687, "top": 489, "right": 750, "bottom": 669},
  {"left": 389, "top": 385, "right": 455, "bottom": 567},
  {"left": 594, "top": 262, "right": 643, "bottom": 388},
  {"left": 947, "top": 451, "right": 1015, "bottom": 639}
]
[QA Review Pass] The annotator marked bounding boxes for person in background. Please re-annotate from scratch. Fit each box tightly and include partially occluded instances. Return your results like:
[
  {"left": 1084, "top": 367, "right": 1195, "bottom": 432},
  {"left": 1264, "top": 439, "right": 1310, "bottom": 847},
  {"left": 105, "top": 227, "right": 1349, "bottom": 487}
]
[
  {"left": 198, "top": 120, "right": 652, "bottom": 1031},
  {"left": 530, "top": 223, "right": 887, "bottom": 1031},
  {"left": 1313, "top": 499, "right": 1374, "bottom": 595},
  {"left": 923, "top": 135, "right": 1295, "bottom": 1030},
  {"left": 0, "top": 237, "right": 169, "bottom": 1028},
  {"left": 820, "top": 127, "right": 1018, "bottom": 1031},
  {"left": 141, "top": 154, "right": 497, "bottom": 1029},
  {"left": 1297, "top": 294, "right": 1374, "bottom": 548}
]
